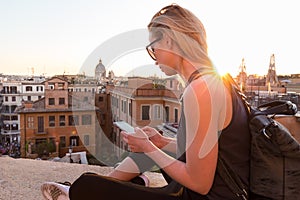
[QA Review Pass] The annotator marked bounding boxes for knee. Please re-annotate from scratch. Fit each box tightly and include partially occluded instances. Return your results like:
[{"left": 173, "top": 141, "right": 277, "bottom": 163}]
[{"left": 69, "top": 172, "right": 97, "bottom": 198}]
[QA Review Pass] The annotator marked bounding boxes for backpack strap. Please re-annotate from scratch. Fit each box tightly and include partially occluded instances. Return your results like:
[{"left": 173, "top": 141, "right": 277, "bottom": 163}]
[
  {"left": 217, "top": 155, "right": 248, "bottom": 200},
  {"left": 257, "top": 100, "right": 297, "bottom": 116}
]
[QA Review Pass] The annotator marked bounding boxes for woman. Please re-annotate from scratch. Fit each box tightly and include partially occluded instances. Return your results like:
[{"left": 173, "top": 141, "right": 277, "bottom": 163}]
[{"left": 42, "top": 4, "right": 250, "bottom": 200}]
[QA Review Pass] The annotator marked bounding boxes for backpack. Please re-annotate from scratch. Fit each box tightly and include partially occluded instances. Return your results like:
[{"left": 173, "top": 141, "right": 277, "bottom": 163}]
[{"left": 218, "top": 73, "right": 300, "bottom": 200}]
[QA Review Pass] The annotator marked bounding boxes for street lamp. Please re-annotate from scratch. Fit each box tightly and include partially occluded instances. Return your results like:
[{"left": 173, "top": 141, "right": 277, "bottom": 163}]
[{"left": 68, "top": 145, "right": 73, "bottom": 163}]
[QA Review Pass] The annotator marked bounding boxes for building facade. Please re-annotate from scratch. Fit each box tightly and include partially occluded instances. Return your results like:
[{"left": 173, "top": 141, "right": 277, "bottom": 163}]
[
  {"left": 0, "top": 76, "right": 45, "bottom": 146},
  {"left": 17, "top": 77, "right": 99, "bottom": 158},
  {"left": 108, "top": 76, "right": 183, "bottom": 158}
]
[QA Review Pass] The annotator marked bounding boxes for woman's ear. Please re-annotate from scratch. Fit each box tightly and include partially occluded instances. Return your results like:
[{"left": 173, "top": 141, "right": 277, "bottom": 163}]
[
  {"left": 165, "top": 36, "right": 173, "bottom": 48},
  {"left": 162, "top": 35, "right": 178, "bottom": 53}
]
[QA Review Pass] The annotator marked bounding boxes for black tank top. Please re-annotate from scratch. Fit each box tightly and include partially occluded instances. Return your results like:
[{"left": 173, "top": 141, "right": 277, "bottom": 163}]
[{"left": 176, "top": 73, "right": 250, "bottom": 200}]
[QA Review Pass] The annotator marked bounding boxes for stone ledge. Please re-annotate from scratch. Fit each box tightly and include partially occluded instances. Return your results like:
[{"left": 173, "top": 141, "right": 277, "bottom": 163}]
[{"left": 0, "top": 156, "right": 167, "bottom": 200}]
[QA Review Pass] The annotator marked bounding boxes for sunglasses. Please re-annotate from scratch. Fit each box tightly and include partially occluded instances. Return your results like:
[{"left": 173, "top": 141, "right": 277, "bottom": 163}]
[
  {"left": 146, "top": 37, "right": 162, "bottom": 61},
  {"left": 146, "top": 4, "right": 180, "bottom": 60}
]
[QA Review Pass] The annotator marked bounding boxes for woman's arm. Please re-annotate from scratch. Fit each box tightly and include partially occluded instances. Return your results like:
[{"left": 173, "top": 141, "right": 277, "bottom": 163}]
[
  {"left": 125, "top": 77, "right": 227, "bottom": 194},
  {"left": 142, "top": 126, "right": 177, "bottom": 154}
]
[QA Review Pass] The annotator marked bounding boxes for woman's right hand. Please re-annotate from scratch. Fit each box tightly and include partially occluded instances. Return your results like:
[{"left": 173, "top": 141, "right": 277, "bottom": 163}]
[{"left": 141, "top": 126, "right": 164, "bottom": 149}]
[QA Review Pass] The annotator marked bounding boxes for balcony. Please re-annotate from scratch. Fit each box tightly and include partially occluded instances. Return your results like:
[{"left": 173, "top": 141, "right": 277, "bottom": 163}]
[
  {"left": 1, "top": 91, "right": 21, "bottom": 94},
  {"left": 35, "top": 129, "right": 48, "bottom": 135}
]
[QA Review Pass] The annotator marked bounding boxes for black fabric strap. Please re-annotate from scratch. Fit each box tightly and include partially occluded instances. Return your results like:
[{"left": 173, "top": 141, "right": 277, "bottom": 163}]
[
  {"left": 257, "top": 100, "right": 297, "bottom": 116},
  {"left": 187, "top": 69, "right": 216, "bottom": 85},
  {"left": 217, "top": 156, "right": 248, "bottom": 200}
]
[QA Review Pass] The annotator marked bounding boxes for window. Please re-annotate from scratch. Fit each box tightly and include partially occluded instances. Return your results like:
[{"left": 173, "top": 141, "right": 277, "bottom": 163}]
[
  {"left": 59, "top": 115, "right": 65, "bottom": 126},
  {"left": 129, "top": 102, "right": 132, "bottom": 117},
  {"left": 174, "top": 108, "right": 179, "bottom": 123},
  {"left": 37, "top": 116, "right": 44, "bottom": 133},
  {"left": 58, "top": 83, "right": 64, "bottom": 90},
  {"left": 69, "top": 115, "right": 79, "bottom": 126},
  {"left": 11, "top": 115, "right": 18, "bottom": 121},
  {"left": 27, "top": 116, "right": 34, "bottom": 128},
  {"left": 4, "top": 124, "right": 10, "bottom": 131},
  {"left": 11, "top": 123, "right": 18, "bottom": 130},
  {"left": 36, "top": 86, "right": 43, "bottom": 92},
  {"left": 170, "top": 80, "right": 173, "bottom": 88},
  {"left": 141, "top": 105, "right": 150, "bottom": 120},
  {"left": 82, "top": 114, "right": 92, "bottom": 125},
  {"left": 59, "top": 98, "right": 65, "bottom": 105},
  {"left": 48, "top": 84, "right": 54, "bottom": 90},
  {"left": 5, "top": 96, "right": 8, "bottom": 102},
  {"left": 165, "top": 106, "right": 170, "bottom": 122},
  {"left": 3, "top": 116, "right": 10, "bottom": 120},
  {"left": 49, "top": 98, "right": 55, "bottom": 105},
  {"left": 124, "top": 101, "right": 127, "bottom": 114},
  {"left": 121, "top": 100, "right": 124, "bottom": 111},
  {"left": 84, "top": 135, "right": 90, "bottom": 146},
  {"left": 49, "top": 116, "right": 55, "bottom": 127},
  {"left": 26, "top": 86, "right": 33, "bottom": 92},
  {"left": 12, "top": 96, "right": 16, "bottom": 102},
  {"left": 11, "top": 86, "right": 17, "bottom": 93},
  {"left": 27, "top": 96, "right": 31, "bottom": 101},
  {"left": 60, "top": 136, "right": 66, "bottom": 148},
  {"left": 121, "top": 100, "right": 127, "bottom": 113},
  {"left": 153, "top": 105, "right": 161, "bottom": 120},
  {"left": 4, "top": 105, "right": 9, "bottom": 113},
  {"left": 98, "top": 96, "right": 103, "bottom": 102},
  {"left": 11, "top": 105, "right": 17, "bottom": 113}
]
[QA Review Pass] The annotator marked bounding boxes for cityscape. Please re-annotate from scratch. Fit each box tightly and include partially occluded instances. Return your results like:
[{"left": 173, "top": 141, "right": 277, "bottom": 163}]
[{"left": 0, "top": 54, "right": 300, "bottom": 166}]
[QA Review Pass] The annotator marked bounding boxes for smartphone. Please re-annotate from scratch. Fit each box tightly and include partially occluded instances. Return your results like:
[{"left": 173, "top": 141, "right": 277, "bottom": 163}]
[{"left": 114, "top": 121, "right": 135, "bottom": 134}]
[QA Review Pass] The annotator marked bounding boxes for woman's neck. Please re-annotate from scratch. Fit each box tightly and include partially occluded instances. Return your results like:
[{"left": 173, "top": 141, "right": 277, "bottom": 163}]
[{"left": 178, "top": 59, "right": 200, "bottom": 83}]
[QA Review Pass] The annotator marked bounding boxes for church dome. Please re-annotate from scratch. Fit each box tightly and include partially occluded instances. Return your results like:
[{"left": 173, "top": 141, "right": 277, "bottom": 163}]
[
  {"left": 95, "top": 59, "right": 106, "bottom": 83},
  {"left": 95, "top": 59, "right": 106, "bottom": 74}
]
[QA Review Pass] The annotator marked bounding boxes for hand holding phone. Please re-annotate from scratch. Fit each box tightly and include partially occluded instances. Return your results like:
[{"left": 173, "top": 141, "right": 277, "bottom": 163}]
[{"left": 114, "top": 121, "right": 135, "bottom": 134}]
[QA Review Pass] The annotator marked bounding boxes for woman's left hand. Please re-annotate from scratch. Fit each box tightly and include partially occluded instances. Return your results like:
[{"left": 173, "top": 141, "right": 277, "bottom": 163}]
[{"left": 121, "top": 127, "right": 153, "bottom": 153}]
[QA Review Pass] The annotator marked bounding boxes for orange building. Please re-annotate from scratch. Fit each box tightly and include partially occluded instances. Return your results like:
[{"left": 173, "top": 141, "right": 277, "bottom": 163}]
[{"left": 16, "top": 77, "right": 99, "bottom": 158}]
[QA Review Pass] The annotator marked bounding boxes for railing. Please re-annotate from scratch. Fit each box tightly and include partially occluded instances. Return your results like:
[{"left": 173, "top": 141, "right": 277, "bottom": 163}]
[
  {"left": 1, "top": 91, "right": 21, "bottom": 94},
  {"left": 35, "top": 129, "right": 48, "bottom": 135}
]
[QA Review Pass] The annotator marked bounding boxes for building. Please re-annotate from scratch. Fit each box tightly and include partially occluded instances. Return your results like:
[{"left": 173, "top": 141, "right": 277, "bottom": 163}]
[
  {"left": 16, "top": 76, "right": 99, "bottom": 158},
  {"left": 108, "top": 76, "right": 183, "bottom": 158},
  {"left": 0, "top": 76, "right": 45, "bottom": 145}
]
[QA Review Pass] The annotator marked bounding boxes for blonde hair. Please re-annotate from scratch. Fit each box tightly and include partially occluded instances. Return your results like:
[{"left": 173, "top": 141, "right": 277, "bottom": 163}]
[{"left": 148, "top": 4, "right": 213, "bottom": 69}]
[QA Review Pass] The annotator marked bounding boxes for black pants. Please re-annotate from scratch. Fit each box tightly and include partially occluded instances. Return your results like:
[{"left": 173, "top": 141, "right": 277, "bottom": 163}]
[{"left": 69, "top": 153, "right": 208, "bottom": 200}]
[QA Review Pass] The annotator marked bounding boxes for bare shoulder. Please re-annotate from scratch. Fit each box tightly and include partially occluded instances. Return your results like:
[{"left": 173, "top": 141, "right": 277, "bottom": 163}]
[{"left": 184, "top": 74, "right": 225, "bottom": 102}]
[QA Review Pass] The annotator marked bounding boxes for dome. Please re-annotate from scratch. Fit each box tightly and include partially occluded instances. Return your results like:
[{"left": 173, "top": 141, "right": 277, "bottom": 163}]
[
  {"left": 95, "top": 59, "right": 106, "bottom": 74},
  {"left": 95, "top": 59, "right": 106, "bottom": 82}
]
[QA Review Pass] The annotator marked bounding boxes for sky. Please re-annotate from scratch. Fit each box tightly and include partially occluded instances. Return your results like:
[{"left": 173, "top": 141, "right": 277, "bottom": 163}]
[{"left": 0, "top": 0, "right": 299, "bottom": 77}]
